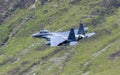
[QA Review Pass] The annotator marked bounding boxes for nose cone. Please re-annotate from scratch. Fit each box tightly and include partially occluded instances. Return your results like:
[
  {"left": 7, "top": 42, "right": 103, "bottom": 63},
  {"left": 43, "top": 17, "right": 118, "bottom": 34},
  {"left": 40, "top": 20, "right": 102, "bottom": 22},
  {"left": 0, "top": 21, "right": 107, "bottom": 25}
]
[
  {"left": 32, "top": 33, "right": 41, "bottom": 38},
  {"left": 32, "top": 34, "right": 37, "bottom": 37}
]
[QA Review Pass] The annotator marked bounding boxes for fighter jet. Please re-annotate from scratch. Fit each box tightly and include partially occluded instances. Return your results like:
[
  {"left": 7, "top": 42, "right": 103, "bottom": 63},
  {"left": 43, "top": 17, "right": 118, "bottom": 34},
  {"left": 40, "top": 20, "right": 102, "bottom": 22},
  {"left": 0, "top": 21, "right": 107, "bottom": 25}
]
[{"left": 32, "top": 23, "right": 95, "bottom": 46}]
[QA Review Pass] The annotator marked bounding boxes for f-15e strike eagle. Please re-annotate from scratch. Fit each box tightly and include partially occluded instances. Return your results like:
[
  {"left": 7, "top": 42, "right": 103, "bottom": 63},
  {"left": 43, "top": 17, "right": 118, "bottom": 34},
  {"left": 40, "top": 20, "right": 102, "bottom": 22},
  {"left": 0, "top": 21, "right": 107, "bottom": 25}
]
[{"left": 32, "top": 23, "right": 95, "bottom": 46}]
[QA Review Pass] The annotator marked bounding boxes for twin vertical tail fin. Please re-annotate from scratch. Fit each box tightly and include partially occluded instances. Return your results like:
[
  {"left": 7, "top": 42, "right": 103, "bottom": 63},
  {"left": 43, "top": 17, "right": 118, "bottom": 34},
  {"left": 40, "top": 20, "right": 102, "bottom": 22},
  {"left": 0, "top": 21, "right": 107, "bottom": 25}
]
[
  {"left": 77, "top": 23, "right": 85, "bottom": 35},
  {"left": 68, "top": 23, "right": 85, "bottom": 41},
  {"left": 68, "top": 28, "right": 76, "bottom": 41}
]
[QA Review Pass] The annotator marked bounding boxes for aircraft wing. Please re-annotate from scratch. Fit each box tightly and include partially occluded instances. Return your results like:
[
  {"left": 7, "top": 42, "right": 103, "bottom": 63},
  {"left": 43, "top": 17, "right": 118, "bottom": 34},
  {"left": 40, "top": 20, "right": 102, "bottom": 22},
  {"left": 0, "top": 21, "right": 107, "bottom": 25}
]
[
  {"left": 85, "top": 32, "right": 95, "bottom": 38},
  {"left": 55, "top": 27, "right": 88, "bottom": 36},
  {"left": 50, "top": 36, "right": 66, "bottom": 46}
]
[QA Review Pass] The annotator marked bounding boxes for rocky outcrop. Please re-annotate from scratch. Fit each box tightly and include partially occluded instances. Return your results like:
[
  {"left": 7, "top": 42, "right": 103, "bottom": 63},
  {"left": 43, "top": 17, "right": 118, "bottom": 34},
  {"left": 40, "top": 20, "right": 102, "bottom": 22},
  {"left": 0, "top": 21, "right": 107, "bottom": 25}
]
[
  {"left": 101, "top": 0, "right": 120, "bottom": 8},
  {"left": 108, "top": 50, "right": 120, "bottom": 60},
  {"left": 91, "top": 0, "right": 120, "bottom": 16},
  {"left": 0, "top": 0, "right": 16, "bottom": 24},
  {"left": 14, "top": 0, "right": 35, "bottom": 9},
  {"left": 69, "top": 0, "right": 81, "bottom": 5},
  {"left": 40, "top": 0, "right": 51, "bottom": 5},
  {"left": 0, "top": 0, "right": 35, "bottom": 25}
]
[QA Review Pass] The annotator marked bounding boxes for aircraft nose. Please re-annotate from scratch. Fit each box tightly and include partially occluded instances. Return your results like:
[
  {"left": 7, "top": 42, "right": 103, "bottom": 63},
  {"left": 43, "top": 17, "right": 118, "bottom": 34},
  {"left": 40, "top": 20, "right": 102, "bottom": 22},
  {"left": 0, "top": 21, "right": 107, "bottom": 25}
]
[
  {"left": 32, "top": 34, "right": 37, "bottom": 37},
  {"left": 32, "top": 33, "right": 43, "bottom": 38},
  {"left": 32, "top": 33, "right": 39, "bottom": 37}
]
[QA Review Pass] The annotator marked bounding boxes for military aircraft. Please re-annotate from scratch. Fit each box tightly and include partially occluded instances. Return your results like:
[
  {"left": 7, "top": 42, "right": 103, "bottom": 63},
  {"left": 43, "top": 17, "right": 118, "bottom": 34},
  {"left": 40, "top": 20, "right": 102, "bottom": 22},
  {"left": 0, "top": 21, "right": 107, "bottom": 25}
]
[{"left": 32, "top": 23, "right": 95, "bottom": 46}]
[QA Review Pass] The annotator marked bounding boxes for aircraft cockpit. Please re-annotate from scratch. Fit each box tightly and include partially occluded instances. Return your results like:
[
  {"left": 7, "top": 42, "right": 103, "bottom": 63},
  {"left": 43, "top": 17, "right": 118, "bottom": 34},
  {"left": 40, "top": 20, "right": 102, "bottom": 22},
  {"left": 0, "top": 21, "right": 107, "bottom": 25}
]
[{"left": 39, "top": 30, "right": 50, "bottom": 34}]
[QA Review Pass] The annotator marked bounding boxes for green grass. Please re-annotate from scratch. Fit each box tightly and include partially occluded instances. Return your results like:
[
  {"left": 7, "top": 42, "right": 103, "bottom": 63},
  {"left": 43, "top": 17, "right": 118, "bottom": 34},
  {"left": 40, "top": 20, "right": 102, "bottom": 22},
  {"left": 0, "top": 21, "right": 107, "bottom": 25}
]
[{"left": 0, "top": 0, "right": 120, "bottom": 75}]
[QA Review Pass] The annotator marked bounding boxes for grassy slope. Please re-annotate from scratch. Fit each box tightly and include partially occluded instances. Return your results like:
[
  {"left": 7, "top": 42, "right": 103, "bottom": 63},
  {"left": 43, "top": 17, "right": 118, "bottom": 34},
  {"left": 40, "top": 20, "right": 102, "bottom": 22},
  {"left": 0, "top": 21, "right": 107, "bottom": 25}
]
[{"left": 0, "top": 0, "right": 120, "bottom": 75}]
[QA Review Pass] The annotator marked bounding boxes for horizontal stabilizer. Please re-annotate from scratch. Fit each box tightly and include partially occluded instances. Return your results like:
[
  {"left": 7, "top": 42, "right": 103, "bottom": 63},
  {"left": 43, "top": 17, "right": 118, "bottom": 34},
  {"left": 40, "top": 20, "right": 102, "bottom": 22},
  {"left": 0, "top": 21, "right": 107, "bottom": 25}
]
[{"left": 85, "top": 32, "right": 95, "bottom": 38}]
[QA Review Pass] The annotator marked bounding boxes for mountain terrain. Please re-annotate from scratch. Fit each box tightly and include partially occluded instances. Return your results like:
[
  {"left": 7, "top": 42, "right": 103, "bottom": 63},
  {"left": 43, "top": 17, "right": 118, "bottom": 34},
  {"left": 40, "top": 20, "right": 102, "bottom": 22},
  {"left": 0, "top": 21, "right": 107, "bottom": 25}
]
[{"left": 0, "top": 0, "right": 120, "bottom": 75}]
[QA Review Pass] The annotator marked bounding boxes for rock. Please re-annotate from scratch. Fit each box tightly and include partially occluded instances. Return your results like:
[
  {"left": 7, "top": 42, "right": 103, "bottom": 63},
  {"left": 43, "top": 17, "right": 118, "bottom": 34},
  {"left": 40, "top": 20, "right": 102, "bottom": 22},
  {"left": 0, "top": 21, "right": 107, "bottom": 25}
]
[
  {"left": 7, "top": 66, "right": 21, "bottom": 75},
  {"left": 40, "top": 0, "right": 51, "bottom": 5},
  {"left": 108, "top": 50, "right": 120, "bottom": 60},
  {"left": 13, "top": 0, "right": 35, "bottom": 9}
]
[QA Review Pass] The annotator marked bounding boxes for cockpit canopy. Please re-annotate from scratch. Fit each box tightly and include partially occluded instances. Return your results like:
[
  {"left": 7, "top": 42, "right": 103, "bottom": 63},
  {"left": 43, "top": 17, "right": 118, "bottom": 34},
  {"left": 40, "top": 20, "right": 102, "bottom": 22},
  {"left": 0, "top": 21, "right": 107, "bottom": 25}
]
[{"left": 39, "top": 30, "right": 50, "bottom": 34}]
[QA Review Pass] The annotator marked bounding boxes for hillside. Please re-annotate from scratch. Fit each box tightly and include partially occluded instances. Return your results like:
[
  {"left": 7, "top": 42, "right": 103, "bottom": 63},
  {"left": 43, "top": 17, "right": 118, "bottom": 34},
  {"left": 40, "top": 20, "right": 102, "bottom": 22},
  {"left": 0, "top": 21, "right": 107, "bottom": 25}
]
[{"left": 0, "top": 0, "right": 120, "bottom": 75}]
